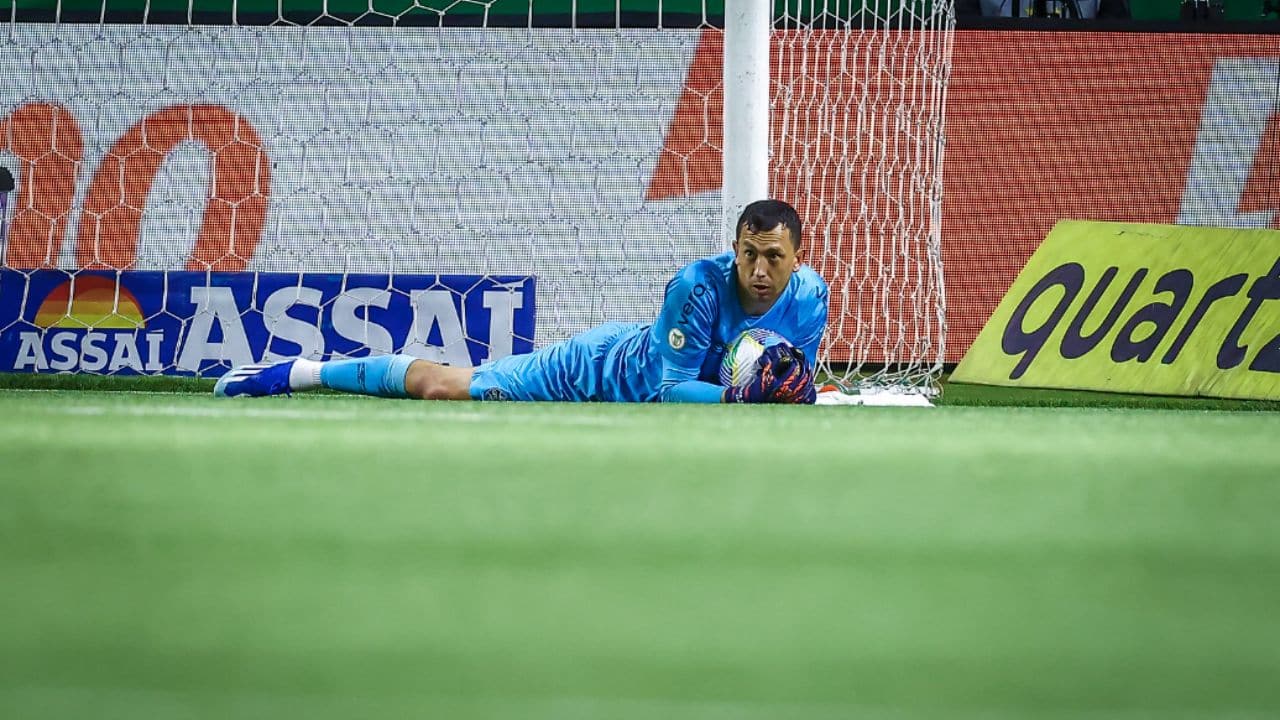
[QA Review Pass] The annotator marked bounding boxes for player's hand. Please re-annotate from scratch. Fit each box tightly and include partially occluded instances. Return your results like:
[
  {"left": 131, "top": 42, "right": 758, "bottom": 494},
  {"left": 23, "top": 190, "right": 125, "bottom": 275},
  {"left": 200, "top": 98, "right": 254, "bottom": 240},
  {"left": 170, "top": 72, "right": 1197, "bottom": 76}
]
[
  {"left": 723, "top": 344, "right": 800, "bottom": 404},
  {"left": 767, "top": 346, "right": 816, "bottom": 404}
]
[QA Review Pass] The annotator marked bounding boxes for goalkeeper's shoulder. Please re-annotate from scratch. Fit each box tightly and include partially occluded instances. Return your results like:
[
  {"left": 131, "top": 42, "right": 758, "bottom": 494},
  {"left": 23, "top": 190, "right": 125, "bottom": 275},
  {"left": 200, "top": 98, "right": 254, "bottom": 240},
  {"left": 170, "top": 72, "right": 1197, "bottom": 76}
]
[
  {"left": 793, "top": 264, "right": 830, "bottom": 304},
  {"left": 680, "top": 251, "right": 734, "bottom": 282},
  {"left": 664, "top": 252, "right": 732, "bottom": 299}
]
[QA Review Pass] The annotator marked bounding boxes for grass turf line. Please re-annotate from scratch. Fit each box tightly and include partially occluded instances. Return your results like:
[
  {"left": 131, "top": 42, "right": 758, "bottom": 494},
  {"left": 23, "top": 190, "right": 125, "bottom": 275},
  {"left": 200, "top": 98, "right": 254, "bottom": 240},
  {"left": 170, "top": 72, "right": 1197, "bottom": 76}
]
[
  {"left": 1, "top": 390, "right": 1279, "bottom": 718},
  {"left": 3, "top": 370, "right": 1279, "bottom": 411}
]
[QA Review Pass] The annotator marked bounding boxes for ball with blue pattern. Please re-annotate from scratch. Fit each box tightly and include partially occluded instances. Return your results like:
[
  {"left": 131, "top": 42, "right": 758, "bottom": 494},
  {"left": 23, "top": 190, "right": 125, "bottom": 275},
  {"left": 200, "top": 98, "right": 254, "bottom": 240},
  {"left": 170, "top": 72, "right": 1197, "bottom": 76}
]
[{"left": 718, "top": 328, "right": 792, "bottom": 387}]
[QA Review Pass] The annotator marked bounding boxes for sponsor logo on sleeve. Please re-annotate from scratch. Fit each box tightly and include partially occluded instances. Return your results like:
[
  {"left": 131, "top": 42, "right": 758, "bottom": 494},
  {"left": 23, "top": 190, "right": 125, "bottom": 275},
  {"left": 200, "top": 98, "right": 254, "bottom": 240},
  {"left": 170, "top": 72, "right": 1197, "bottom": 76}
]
[{"left": 676, "top": 281, "right": 710, "bottom": 329}]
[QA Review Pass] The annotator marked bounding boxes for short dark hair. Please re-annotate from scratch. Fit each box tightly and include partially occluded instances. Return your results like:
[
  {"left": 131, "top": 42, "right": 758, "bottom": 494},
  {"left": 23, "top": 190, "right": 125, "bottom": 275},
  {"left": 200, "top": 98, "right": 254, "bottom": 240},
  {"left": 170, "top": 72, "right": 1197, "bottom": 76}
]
[{"left": 736, "top": 199, "right": 802, "bottom": 249}]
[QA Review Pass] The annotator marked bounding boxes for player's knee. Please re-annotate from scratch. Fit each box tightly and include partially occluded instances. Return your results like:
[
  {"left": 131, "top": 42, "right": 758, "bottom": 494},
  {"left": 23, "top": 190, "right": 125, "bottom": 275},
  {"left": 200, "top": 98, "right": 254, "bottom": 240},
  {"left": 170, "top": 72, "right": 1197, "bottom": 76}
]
[
  {"left": 405, "top": 361, "right": 447, "bottom": 400},
  {"left": 405, "top": 360, "right": 471, "bottom": 401}
]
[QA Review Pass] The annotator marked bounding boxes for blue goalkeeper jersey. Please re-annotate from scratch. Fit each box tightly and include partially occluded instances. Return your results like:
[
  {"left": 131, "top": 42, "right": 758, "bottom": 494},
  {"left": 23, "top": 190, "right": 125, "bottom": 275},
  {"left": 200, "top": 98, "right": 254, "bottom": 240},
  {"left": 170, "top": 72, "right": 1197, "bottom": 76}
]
[
  {"left": 469, "top": 251, "right": 829, "bottom": 402},
  {"left": 601, "top": 250, "right": 829, "bottom": 402}
]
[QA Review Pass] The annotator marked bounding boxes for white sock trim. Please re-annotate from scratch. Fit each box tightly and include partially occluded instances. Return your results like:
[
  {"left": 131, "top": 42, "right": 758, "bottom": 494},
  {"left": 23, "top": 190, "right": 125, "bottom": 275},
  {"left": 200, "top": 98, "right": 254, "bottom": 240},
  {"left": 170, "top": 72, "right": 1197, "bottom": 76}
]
[{"left": 289, "top": 359, "right": 323, "bottom": 391}]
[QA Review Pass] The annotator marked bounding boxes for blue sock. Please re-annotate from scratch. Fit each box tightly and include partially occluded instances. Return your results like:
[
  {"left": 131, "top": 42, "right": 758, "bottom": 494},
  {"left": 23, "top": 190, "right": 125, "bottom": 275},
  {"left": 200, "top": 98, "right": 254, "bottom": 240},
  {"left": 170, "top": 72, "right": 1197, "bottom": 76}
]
[{"left": 320, "top": 354, "right": 415, "bottom": 398}]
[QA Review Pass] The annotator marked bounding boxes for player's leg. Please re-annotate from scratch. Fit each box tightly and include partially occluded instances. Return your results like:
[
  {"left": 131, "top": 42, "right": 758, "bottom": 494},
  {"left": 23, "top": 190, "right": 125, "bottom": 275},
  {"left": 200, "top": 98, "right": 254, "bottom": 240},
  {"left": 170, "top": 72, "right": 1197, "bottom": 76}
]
[
  {"left": 404, "top": 360, "right": 473, "bottom": 400},
  {"left": 215, "top": 322, "right": 639, "bottom": 400},
  {"left": 215, "top": 354, "right": 471, "bottom": 400},
  {"left": 468, "top": 322, "right": 639, "bottom": 401}
]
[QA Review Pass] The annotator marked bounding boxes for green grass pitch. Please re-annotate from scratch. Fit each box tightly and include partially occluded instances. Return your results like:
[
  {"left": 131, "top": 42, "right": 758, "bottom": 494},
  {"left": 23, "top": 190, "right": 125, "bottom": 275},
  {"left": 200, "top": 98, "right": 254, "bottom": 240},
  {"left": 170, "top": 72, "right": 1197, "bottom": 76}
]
[{"left": 2, "top": 384, "right": 1280, "bottom": 719}]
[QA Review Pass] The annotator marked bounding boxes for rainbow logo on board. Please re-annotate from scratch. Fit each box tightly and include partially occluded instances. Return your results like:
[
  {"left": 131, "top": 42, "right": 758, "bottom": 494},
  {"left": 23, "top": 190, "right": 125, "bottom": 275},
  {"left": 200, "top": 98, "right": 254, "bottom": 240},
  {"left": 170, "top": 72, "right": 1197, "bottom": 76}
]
[{"left": 32, "top": 275, "right": 147, "bottom": 329}]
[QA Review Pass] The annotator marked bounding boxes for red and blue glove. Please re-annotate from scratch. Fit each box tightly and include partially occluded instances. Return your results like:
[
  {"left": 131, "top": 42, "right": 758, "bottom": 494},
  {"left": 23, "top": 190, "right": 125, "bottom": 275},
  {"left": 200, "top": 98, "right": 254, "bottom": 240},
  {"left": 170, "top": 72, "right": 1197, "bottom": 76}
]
[
  {"left": 723, "top": 344, "right": 814, "bottom": 404},
  {"left": 769, "top": 346, "right": 816, "bottom": 404}
]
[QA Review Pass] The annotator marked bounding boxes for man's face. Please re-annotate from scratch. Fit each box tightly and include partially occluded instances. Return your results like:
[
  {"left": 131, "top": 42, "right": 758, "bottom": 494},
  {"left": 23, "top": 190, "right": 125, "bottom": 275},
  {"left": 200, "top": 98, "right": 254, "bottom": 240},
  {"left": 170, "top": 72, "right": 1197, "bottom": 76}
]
[{"left": 733, "top": 222, "right": 801, "bottom": 313}]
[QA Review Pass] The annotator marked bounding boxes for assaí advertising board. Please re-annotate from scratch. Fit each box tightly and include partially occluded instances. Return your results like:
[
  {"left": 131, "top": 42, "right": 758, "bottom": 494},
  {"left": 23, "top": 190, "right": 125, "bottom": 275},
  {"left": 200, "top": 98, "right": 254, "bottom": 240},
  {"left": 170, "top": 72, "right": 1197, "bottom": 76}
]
[{"left": 0, "top": 270, "right": 536, "bottom": 375}]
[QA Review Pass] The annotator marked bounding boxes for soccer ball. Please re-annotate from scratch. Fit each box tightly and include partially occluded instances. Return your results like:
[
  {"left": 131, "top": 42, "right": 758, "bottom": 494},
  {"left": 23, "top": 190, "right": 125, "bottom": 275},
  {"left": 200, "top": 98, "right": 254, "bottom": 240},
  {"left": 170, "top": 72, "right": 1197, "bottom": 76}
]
[{"left": 718, "top": 329, "right": 791, "bottom": 387}]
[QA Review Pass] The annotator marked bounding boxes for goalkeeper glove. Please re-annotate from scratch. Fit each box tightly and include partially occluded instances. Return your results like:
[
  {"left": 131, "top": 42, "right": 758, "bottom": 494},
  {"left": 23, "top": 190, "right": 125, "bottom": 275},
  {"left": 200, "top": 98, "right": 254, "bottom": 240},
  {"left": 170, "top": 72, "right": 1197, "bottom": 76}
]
[
  {"left": 723, "top": 344, "right": 797, "bottom": 404},
  {"left": 768, "top": 346, "right": 816, "bottom": 404}
]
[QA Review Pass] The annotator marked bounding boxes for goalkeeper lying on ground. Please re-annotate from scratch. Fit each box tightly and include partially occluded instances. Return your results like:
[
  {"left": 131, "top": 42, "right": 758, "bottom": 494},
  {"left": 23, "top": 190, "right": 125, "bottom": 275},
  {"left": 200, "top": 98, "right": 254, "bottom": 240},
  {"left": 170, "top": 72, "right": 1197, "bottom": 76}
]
[{"left": 215, "top": 199, "right": 829, "bottom": 404}]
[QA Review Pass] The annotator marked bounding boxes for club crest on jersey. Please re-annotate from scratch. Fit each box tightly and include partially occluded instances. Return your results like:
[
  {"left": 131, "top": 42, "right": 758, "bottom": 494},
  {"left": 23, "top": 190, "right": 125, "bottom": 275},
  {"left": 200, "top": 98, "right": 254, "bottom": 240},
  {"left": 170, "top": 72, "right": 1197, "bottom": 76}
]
[{"left": 668, "top": 328, "right": 686, "bottom": 350}]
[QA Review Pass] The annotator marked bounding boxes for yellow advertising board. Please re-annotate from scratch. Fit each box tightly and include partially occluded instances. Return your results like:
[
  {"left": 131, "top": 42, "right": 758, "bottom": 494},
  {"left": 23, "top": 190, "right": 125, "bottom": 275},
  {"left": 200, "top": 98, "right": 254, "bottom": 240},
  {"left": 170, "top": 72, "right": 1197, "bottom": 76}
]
[{"left": 953, "top": 221, "right": 1280, "bottom": 400}]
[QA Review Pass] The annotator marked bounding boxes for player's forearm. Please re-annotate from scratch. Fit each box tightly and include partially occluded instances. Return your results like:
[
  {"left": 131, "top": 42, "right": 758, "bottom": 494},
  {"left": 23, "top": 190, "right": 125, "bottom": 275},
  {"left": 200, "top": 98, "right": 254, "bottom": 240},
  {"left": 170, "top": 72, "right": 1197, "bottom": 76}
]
[{"left": 660, "top": 379, "right": 727, "bottom": 404}]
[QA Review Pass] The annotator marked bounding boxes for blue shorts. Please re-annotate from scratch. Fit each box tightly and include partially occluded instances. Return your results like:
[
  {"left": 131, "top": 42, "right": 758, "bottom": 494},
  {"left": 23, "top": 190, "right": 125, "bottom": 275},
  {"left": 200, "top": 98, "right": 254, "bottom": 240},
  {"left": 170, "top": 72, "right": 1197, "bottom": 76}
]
[{"left": 469, "top": 322, "right": 643, "bottom": 401}]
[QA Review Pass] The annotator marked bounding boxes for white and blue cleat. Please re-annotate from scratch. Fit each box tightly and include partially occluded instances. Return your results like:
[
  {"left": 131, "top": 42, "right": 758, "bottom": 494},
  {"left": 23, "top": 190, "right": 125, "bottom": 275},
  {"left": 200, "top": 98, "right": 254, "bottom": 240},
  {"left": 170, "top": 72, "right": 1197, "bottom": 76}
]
[{"left": 214, "top": 360, "right": 296, "bottom": 398}]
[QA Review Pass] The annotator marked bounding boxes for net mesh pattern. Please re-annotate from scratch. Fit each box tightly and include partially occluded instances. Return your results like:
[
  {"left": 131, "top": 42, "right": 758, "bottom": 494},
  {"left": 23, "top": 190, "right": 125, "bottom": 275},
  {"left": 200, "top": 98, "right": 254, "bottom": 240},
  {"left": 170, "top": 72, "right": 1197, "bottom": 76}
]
[{"left": 0, "top": 0, "right": 952, "bottom": 391}]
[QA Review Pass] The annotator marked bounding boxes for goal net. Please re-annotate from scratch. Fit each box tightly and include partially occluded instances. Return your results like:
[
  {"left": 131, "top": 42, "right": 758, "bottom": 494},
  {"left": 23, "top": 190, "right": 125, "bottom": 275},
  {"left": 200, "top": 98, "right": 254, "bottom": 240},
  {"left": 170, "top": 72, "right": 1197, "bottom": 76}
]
[
  {"left": 773, "top": 0, "right": 953, "bottom": 392},
  {"left": 0, "top": 0, "right": 952, "bottom": 393}
]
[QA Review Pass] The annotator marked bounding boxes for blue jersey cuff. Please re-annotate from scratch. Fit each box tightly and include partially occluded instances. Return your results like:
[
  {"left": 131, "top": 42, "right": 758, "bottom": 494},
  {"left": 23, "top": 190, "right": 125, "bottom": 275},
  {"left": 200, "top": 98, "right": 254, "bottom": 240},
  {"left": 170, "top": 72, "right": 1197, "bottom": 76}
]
[{"left": 661, "top": 380, "right": 726, "bottom": 403}]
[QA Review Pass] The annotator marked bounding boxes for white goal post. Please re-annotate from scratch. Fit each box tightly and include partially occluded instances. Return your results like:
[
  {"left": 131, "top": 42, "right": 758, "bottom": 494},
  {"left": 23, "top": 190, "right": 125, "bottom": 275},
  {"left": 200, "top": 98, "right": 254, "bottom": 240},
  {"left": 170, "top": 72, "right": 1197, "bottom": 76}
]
[
  {"left": 722, "top": 0, "right": 771, "bottom": 249},
  {"left": 0, "top": 0, "right": 953, "bottom": 393}
]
